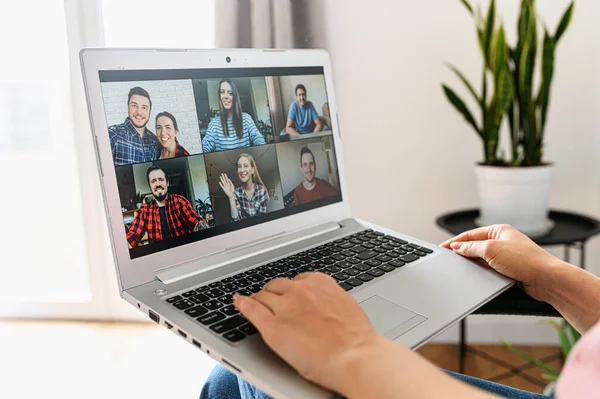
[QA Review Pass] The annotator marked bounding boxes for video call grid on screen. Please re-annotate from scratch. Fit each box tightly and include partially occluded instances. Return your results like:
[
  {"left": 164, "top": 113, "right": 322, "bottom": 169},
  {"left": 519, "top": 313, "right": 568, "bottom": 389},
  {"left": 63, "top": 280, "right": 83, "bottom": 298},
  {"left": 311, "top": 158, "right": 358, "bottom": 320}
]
[{"left": 99, "top": 67, "right": 343, "bottom": 259}]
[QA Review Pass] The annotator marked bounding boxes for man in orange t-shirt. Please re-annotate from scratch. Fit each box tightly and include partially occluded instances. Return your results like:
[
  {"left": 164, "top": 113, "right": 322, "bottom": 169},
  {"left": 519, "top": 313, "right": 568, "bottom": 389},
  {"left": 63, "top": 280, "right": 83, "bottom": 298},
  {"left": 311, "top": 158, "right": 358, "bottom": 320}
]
[{"left": 293, "top": 147, "right": 339, "bottom": 206}]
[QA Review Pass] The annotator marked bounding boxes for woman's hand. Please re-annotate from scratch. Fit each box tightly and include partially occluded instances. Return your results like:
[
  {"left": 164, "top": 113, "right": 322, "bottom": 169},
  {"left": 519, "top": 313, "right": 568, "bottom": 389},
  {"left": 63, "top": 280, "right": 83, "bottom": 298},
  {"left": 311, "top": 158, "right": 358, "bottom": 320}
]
[
  {"left": 441, "top": 224, "right": 563, "bottom": 302},
  {"left": 233, "top": 273, "right": 380, "bottom": 394},
  {"left": 219, "top": 173, "right": 236, "bottom": 199}
]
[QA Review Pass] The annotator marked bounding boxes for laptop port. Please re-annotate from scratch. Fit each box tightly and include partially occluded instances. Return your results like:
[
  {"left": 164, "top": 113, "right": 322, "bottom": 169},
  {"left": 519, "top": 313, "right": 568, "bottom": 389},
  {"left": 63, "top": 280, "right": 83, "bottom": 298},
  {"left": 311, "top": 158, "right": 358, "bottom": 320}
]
[
  {"left": 192, "top": 339, "right": 202, "bottom": 349},
  {"left": 164, "top": 321, "right": 173, "bottom": 329},
  {"left": 178, "top": 329, "right": 187, "bottom": 338},
  {"left": 148, "top": 310, "right": 160, "bottom": 324}
]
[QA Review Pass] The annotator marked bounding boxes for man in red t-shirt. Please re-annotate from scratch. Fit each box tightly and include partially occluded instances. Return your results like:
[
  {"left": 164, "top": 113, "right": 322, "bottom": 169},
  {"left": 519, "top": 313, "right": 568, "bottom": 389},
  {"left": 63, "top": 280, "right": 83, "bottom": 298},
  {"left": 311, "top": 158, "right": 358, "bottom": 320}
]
[{"left": 293, "top": 147, "right": 340, "bottom": 206}]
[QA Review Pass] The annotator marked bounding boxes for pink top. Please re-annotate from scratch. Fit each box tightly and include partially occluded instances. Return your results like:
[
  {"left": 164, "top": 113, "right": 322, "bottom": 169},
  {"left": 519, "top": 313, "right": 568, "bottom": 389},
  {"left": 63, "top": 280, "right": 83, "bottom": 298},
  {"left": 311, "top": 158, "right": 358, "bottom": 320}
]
[{"left": 556, "top": 320, "right": 600, "bottom": 398}]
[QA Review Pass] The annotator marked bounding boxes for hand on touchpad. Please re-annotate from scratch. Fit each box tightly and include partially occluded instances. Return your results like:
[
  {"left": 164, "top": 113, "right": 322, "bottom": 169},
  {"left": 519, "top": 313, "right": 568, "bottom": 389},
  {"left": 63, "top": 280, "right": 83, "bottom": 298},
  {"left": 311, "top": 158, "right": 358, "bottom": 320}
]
[{"left": 359, "top": 296, "right": 427, "bottom": 340}]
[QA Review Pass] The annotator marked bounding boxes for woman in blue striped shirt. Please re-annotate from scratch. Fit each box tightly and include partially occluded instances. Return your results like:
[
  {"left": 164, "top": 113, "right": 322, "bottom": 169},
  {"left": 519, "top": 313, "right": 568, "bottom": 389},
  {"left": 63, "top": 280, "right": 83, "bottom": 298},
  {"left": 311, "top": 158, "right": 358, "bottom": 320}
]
[{"left": 202, "top": 79, "right": 266, "bottom": 152}]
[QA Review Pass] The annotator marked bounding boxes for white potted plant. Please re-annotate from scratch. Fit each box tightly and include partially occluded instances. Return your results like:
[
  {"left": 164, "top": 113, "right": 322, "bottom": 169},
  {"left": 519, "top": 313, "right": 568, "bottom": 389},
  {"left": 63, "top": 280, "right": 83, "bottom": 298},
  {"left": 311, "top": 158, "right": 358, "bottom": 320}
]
[{"left": 443, "top": 0, "right": 574, "bottom": 236}]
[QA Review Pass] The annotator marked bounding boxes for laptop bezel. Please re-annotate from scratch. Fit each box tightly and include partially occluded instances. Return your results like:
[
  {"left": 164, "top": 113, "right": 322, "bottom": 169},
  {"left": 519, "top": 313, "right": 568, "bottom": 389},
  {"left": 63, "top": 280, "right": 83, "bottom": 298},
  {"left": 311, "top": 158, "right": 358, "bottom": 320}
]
[{"left": 80, "top": 48, "right": 352, "bottom": 292}]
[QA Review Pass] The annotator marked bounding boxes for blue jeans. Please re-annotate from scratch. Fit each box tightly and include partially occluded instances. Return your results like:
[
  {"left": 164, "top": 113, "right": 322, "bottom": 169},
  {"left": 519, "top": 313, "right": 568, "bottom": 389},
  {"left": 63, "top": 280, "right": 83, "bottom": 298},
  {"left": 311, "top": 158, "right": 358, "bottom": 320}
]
[{"left": 200, "top": 365, "right": 553, "bottom": 399}]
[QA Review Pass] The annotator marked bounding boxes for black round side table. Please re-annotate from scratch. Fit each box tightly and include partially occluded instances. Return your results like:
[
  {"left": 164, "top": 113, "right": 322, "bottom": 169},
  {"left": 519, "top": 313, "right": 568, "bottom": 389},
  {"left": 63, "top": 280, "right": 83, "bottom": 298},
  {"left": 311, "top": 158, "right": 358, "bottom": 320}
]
[{"left": 435, "top": 209, "right": 600, "bottom": 373}]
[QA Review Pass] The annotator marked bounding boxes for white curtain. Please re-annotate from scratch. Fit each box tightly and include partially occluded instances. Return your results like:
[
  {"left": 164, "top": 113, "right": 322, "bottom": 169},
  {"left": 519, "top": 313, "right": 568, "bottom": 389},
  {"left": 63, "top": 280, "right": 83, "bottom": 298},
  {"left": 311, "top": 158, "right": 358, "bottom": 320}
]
[{"left": 215, "top": 0, "right": 326, "bottom": 49}]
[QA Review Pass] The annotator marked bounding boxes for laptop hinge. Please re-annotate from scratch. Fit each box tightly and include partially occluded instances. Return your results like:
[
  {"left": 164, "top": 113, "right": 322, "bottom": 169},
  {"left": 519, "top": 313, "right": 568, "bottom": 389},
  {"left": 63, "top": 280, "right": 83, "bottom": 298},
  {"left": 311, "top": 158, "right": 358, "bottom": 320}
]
[{"left": 156, "top": 221, "right": 341, "bottom": 285}]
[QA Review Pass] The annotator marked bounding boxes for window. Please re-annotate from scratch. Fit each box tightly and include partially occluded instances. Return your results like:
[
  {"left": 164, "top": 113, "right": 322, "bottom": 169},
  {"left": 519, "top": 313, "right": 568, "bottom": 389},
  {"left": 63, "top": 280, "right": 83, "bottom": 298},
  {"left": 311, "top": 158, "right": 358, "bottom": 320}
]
[
  {"left": 0, "top": 0, "right": 90, "bottom": 305},
  {"left": 102, "top": 0, "right": 215, "bottom": 48}
]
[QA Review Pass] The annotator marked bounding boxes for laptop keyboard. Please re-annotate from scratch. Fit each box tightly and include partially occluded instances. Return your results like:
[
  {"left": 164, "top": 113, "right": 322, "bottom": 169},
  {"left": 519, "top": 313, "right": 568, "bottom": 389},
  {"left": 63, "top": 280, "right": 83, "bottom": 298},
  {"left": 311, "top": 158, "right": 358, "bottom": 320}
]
[{"left": 166, "top": 229, "right": 433, "bottom": 343}]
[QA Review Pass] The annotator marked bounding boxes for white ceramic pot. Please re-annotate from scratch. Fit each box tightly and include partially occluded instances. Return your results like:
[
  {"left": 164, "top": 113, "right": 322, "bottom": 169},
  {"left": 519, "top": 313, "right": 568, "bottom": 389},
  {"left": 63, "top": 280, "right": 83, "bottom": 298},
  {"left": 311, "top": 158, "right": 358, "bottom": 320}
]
[{"left": 475, "top": 164, "right": 554, "bottom": 237}]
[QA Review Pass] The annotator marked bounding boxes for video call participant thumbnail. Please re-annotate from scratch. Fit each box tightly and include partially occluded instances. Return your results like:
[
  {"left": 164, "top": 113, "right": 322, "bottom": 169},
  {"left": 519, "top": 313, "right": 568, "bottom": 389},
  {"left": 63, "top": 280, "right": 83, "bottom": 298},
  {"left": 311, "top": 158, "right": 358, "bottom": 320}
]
[
  {"left": 202, "top": 79, "right": 266, "bottom": 152},
  {"left": 286, "top": 84, "right": 323, "bottom": 135},
  {"left": 126, "top": 165, "right": 209, "bottom": 247},
  {"left": 155, "top": 111, "right": 190, "bottom": 159},
  {"left": 109, "top": 87, "right": 161, "bottom": 166},
  {"left": 294, "top": 147, "right": 339, "bottom": 206},
  {"left": 219, "top": 153, "right": 270, "bottom": 222}
]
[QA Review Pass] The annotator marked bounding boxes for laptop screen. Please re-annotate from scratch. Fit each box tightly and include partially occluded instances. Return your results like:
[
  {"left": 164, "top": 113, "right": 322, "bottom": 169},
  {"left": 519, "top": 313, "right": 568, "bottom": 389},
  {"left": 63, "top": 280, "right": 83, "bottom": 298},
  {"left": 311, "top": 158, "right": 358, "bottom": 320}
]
[{"left": 98, "top": 67, "right": 343, "bottom": 259}]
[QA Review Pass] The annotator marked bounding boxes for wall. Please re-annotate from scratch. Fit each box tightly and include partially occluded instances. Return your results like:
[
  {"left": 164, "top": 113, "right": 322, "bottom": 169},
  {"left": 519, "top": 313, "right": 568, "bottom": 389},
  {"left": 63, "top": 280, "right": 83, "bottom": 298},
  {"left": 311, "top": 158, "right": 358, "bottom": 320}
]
[
  {"left": 323, "top": 0, "right": 600, "bottom": 344},
  {"left": 187, "top": 155, "right": 211, "bottom": 206},
  {"left": 279, "top": 75, "right": 329, "bottom": 121},
  {"left": 100, "top": 80, "right": 202, "bottom": 154}
]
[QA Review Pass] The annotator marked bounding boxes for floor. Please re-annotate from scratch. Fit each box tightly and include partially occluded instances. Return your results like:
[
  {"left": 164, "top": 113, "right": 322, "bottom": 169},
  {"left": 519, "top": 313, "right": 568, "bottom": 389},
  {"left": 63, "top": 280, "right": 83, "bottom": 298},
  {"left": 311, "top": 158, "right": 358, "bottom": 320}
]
[{"left": 1, "top": 320, "right": 561, "bottom": 398}]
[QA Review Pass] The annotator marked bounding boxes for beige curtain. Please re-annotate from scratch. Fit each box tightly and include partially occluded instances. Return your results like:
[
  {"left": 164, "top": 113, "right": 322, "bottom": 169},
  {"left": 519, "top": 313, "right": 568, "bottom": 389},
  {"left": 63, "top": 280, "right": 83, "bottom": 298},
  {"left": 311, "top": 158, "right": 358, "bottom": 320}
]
[{"left": 215, "top": 0, "right": 326, "bottom": 49}]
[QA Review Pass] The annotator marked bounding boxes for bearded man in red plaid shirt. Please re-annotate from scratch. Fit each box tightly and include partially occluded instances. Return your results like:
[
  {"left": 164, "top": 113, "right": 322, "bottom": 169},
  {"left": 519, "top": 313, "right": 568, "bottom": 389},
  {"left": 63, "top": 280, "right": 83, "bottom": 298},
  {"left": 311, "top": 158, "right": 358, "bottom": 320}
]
[{"left": 126, "top": 165, "right": 209, "bottom": 247}]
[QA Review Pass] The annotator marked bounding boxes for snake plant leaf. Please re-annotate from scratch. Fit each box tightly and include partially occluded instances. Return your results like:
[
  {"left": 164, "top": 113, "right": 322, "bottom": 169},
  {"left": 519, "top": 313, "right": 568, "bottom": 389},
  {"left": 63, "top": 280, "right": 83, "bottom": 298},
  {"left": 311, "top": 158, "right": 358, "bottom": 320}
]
[
  {"left": 544, "top": 319, "right": 573, "bottom": 358},
  {"left": 567, "top": 321, "right": 582, "bottom": 343},
  {"left": 442, "top": 85, "right": 482, "bottom": 138},
  {"left": 555, "top": 1, "right": 574, "bottom": 43},
  {"left": 502, "top": 340, "right": 561, "bottom": 378},
  {"left": 447, "top": 63, "right": 481, "bottom": 104},
  {"left": 541, "top": 373, "right": 559, "bottom": 382},
  {"left": 458, "top": 0, "right": 474, "bottom": 15},
  {"left": 538, "top": 29, "right": 554, "bottom": 137},
  {"left": 483, "top": 0, "right": 496, "bottom": 67}
]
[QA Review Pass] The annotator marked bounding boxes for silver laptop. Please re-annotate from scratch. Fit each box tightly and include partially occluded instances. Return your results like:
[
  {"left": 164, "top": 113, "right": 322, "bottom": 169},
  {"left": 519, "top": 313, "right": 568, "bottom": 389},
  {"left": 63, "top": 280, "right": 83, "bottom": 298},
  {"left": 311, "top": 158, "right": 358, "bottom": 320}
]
[{"left": 80, "top": 48, "right": 513, "bottom": 399}]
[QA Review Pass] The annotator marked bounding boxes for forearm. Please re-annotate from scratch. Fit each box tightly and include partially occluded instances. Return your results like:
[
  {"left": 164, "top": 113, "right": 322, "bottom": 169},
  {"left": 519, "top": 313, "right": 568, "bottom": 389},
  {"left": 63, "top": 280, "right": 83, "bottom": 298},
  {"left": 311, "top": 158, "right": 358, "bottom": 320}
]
[
  {"left": 543, "top": 261, "right": 600, "bottom": 333},
  {"left": 286, "top": 126, "right": 300, "bottom": 136},
  {"left": 229, "top": 197, "right": 239, "bottom": 220},
  {"left": 336, "top": 337, "right": 499, "bottom": 399}
]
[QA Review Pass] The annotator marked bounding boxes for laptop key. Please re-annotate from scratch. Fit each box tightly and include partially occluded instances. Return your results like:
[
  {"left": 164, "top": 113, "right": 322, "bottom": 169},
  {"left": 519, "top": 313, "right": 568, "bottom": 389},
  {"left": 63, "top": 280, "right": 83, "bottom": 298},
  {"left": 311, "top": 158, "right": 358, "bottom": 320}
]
[
  {"left": 407, "top": 243, "right": 422, "bottom": 250},
  {"left": 339, "top": 242, "right": 354, "bottom": 249},
  {"left": 246, "top": 274, "right": 263, "bottom": 284},
  {"left": 338, "top": 282, "right": 353, "bottom": 291},
  {"left": 210, "top": 315, "right": 247, "bottom": 334},
  {"left": 401, "top": 245, "right": 415, "bottom": 252},
  {"left": 332, "top": 272, "right": 350, "bottom": 281},
  {"left": 373, "top": 247, "right": 387, "bottom": 254},
  {"left": 190, "top": 293, "right": 210, "bottom": 304},
  {"left": 247, "top": 284, "right": 262, "bottom": 293},
  {"left": 325, "top": 265, "right": 342, "bottom": 273},
  {"left": 357, "top": 273, "right": 374, "bottom": 282},
  {"left": 259, "top": 269, "right": 277, "bottom": 278},
  {"left": 366, "top": 268, "right": 385, "bottom": 278},
  {"left": 365, "top": 259, "right": 382, "bottom": 267},
  {"left": 355, "top": 263, "right": 371, "bottom": 272},
  {"left": 362, "top": 242, "right": 375, "bottom": 249},
  {"left": 378, "top": 264, "right": 395, "bottom": 273},
  {"left": 419, "top": 246, "right": 433, "bottom": 254},
  {"left": 218, "top": 295, "right": 234, "bottom": 305},
  {"left": 340, "top": 250, "right": 355, "bottom": 257},
  {"left": 173, "top": 299, "right": 195, "bottom": 310},
  {"left": 197, "top": 311, "right": 226, "bottom": 325},
  {"left": 223, "top": 329, "right": 246, "bottom": 343},
  {"left": 346, "top": 278, "right": 363, "bottom": 287},
  {"left": 182, "top": 290, "right": 197, "bottom": 298},
  {"left": 185, "top": 305, "right": 208, "bottom": 318},
  {"left": 400, "top": 253, "right": 420, "bottom": 263},
  {"left": 413, "top": 250, "right": 427, "bottom": 257},
  {"left": 376, "top": 254, "right": 393, "bottom": 263},
  {"left": 203, "top": 300, "right": 224, "bottom": 311},
  {"left": 336, "top": 261, "right": 352, "bottom": 269},
  {"left": 350, "top": 246, "right": 367, "bottom": 254},
  {"left": 222, "top": 305, "right": 239, "bottom": 316},
  {"left": 356, "top": 250, "right": 378, "bottom": 261},
  {"left": 389, "top": 259, "right": 406, "bottom": 268},
  {"left": 347, "top": 257, "right": 361, "bottom": 265},
  {"left": 206, "top": 289, "right": 225, "bottom": 299},
  {"left": 240, "top": 323, "right": 258, "bottom": 335},
  {"left": 235, "top": 288, "right": 252, "bottom": 296},
  {"left": 166, "top": 295, "right": 182, "bottom": 303},
  {"left": 345, "top": 268, "right": 360, "bottom": 276},
  {"left": 196, "top": 286, "right": 211, "bottom": 293},
  {"left": 235, "top": 278, "right": 252, "bottom": 287},
  {"left": 220, "top": 283, "right": 239, "bottom": 293},
  {"left": 382, "top": 244, "right": 397, "bottom": 251},
  {"left": 387, "top": 236, "right": 408, "bottom": 245},
  {"left": 323, "top": 258, "right": 336, "bottom": 265},
  {"left": 331, "top": 253, "right": 346, "bottom": 261}
]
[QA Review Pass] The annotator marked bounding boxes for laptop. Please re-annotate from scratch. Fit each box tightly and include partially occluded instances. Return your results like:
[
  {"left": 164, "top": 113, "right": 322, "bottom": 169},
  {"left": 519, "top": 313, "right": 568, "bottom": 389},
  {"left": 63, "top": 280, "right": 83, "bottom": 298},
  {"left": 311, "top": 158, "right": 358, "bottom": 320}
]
[{"left": 80, "top": 48, "right": 513, "bottom": 398}]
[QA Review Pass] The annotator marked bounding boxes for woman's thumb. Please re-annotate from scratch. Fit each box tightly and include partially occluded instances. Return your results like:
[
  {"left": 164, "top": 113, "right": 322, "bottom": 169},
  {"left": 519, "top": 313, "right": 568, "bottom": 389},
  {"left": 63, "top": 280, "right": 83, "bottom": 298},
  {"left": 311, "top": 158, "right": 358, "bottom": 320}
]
[{"left": 450, "top": 241, "right": 486, "bottom": 259}]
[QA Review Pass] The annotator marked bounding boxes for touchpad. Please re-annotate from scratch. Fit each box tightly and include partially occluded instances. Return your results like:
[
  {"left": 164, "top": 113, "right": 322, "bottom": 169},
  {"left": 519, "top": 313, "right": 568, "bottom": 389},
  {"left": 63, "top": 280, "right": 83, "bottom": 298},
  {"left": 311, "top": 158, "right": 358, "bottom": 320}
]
[{"left": 359, "top": 296, "right": 427, "bottom": 340}]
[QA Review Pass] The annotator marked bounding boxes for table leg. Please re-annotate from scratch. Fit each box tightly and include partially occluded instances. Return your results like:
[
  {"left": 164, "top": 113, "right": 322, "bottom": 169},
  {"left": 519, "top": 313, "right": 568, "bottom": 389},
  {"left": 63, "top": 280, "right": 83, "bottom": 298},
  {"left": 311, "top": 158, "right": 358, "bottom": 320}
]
[
  {"left": 579, "top": 242, "right": 586, "bottom": 270},
  {"left": 459, "top": 318, "right": 466, "bottom": 373}
]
